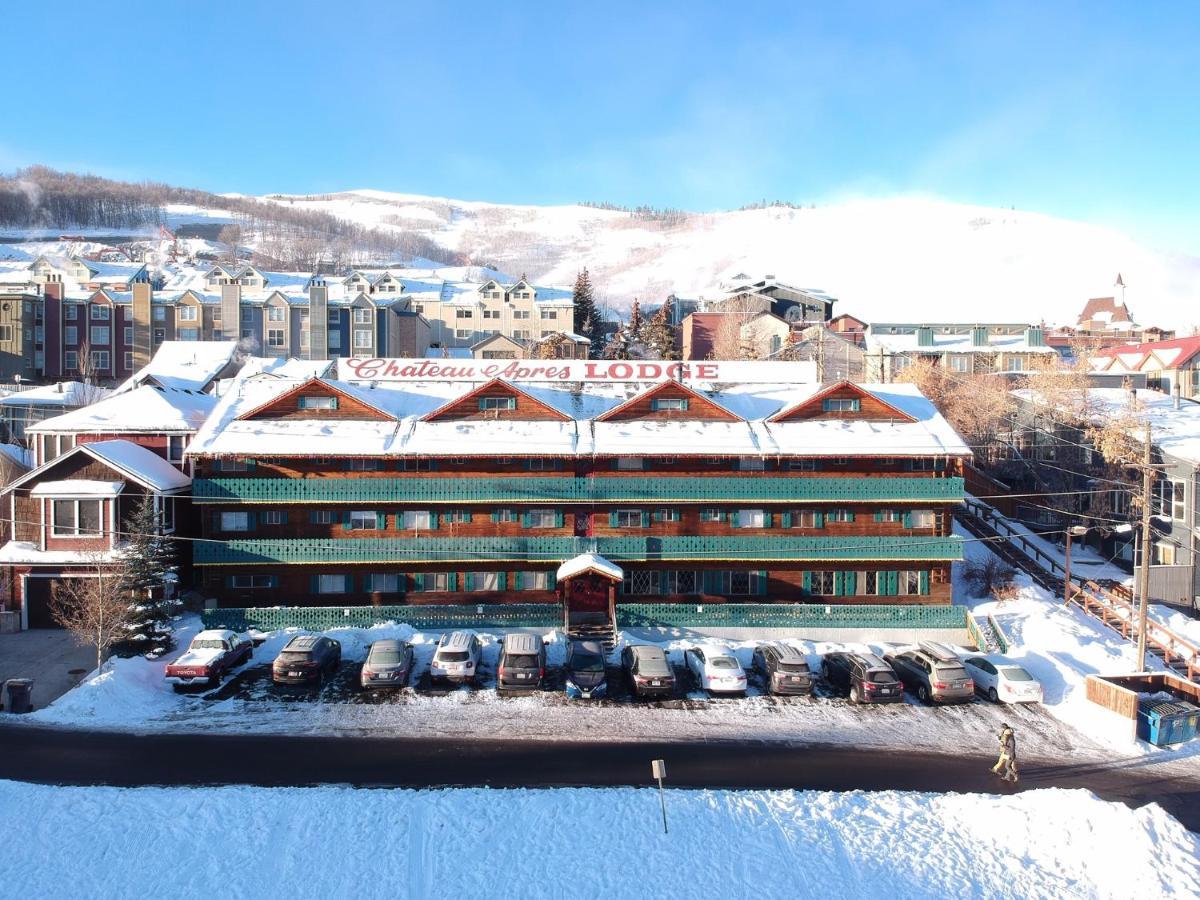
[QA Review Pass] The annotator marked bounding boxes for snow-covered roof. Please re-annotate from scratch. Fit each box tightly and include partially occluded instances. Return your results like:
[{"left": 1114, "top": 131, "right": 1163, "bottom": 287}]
[
  {"left": 30, "top": 479, "right": 123, "bottom": 497},
  {"left": 0, "top": 443, "right": 33, "bottom": 470},
  {"left": 115, "top": 341, "right": 240, "bottom": 395},
  {"left": 0, "top": 382, "right": 111, "bottom": 409},
  {"left": 0, "top": 541, "right": 125, "bottom": 565},
  {"left": 81, "top": 440, "right": 191, "bottom": 492},
  {"left": 28, "top": 384, "right": 217, "bottom": 435},
  {"left": 556, "top": 553, "right": 623, "bottom": 583},
  {"left": 865, "top": 329, "right": 1057, "bottom": 355}
]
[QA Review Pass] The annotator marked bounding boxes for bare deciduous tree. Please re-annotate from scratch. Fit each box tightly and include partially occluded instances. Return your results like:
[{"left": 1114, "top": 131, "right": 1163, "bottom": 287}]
[{"left": 49, "top": 558, "right": 137, "bottom": 672}]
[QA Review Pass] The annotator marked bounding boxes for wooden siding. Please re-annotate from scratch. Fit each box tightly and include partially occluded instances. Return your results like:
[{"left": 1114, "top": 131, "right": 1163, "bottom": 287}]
[
  {"left": 241, "top": 381, "right": 394, "bottom": 422},
  {"left": 597, "top": 381, "right": 740, "bottom": 423},
  {"left": 422, "top": 381, "right": 568, "bottom": 422},
  {"left": 773, "top": 383, "right": 916, "bottom": 423}
]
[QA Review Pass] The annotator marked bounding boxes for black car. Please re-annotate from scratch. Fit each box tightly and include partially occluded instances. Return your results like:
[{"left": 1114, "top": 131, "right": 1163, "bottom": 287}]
[
  {"left": 272, "top": 635, "right": 342, "bottom": 685},
  {"left": 821, "top": 651, "right": 902, "bottom": 704},
  {"left": 497, "top": 633, "right": 547, "bottom": 692},
  {"left": 564, "top": 640, "right": 608, "bottom": 700},
  {"left": 621, "top": 644, "right": 675, "bottom": 699},
  {"left": 752, "top": 642, "right": 813, "bottom": 696}
]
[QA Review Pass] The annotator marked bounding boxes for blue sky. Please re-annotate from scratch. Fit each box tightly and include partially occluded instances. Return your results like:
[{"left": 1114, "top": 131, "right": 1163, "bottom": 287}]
[{"left": 5, "top": 1, "right": 1198, "bottom": 250}]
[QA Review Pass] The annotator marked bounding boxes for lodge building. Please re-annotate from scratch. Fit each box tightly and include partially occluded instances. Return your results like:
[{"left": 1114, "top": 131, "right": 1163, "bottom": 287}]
[{"left": 186, "top": 359, "right": 969, "bottom": 616}]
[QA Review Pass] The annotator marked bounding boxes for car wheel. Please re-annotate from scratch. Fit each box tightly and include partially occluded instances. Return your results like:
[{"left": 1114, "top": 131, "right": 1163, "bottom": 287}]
[
  {"left": 918, "top": 685, "right": 930, "bottom": 703},
  {"left": 988, "top": 687, "right": 999, "bottom": 703},
  {"left": 849, "top": 685, "right": 860, "bottom": 703},
  {"left": 209, "top": 672, "right": 222, "bottom": 688}
]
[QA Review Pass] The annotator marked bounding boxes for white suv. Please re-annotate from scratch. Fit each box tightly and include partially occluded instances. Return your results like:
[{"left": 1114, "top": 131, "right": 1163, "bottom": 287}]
[{"left": 430, "top": 631, "right": 482, "bottom": 686}]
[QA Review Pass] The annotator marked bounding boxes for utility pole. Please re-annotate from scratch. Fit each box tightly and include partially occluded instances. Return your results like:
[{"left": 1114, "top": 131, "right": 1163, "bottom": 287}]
[
  {"left": 1135, "top": 420, "right": 1153, "bottom": 671},
  {"left": 1063, "top": 525, "right": 1088, "bottom": 606}
]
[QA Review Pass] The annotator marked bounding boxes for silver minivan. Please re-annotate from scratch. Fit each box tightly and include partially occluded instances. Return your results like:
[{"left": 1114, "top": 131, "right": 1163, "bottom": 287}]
[
  {"left": 430, "top": 631, "right": 482, "bottom": 686},
  {"left": 497, "top": 633, "right": 546, "bottom": 691}
]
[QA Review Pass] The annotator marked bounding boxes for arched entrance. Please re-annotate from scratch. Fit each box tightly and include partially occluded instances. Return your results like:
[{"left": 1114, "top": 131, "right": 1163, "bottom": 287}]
[{"left": 556, "top": 553, "right": 622, "bottom": 644}]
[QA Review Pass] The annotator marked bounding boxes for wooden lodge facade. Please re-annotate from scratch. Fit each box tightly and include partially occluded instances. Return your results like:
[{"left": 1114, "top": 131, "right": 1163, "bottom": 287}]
[{"left": 187, "top": 361, "right": 970, "bottom": 614}]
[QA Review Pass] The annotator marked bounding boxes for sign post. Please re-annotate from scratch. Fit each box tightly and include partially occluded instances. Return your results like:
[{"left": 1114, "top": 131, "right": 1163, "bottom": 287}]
[{"left": 651, "top": 759, "right": 668, "bottom": 834}]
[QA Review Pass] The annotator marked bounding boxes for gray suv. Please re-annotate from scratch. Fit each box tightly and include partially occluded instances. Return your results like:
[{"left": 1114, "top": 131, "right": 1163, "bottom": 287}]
[
  {"left": 752, "top": 642, "right": 813, "bottom": 696},
  {"left": 885, "top": 641, "right": 975, "bottom": 704},
  {"left": 497, "top": 633, "right": 546, "bottom": 691}
]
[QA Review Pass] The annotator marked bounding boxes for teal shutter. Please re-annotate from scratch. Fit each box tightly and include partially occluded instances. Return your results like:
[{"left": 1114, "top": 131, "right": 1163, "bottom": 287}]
[
  {"left": 465, "top": 572, "right": 474, "bottom": 591},
  {"left": 802, "top": 571, "right": 812, "bottom": 592},
  {"left": 491, "top": 510, "right": 499, "bottom": 524},
  {"left": 497, "top": 572, "right": 507, "bottom": 590},
  {"left": 813, "top": 511, "right": 824, "bottom": 529},
  {"left": 874, "top": 510, "right": 883, "bottom": 523},
  {"left": 554, "top": 510, "right": 564, "bottom": 528},
  {"left": 447, "top": 572, "right": 458, "bottom": 591},
  {"left": 513, "top": 571, "right": 523, "bottom": 590},
  {"left": 609, "top": 511, "right": 619, "bottom": 528},
  {"left": 411, "top": 573, "right": 426, "bottom": 592},
  {"left": 846, "top": 511, "right": 855, "bottom": 523},
  {"left": 919, "top": 570, "right": 930, "bottom": 595},
  {"left": 521, "top": 511, "right": 532, "bottom": 528},
  {"left": 902, "top": 511, "right": 914, "bottom": 528},
  {"left": 833, "top": 572, "right": 844, "bottom": 596},
  {"left": 641, "top": 511, "right": 651, "bottom": 528},
  {"left": 781, "top": 511, "right": 792, "bottom": 528},
  {"left": 763, "top": 512, "right": 772, "bottom": 528},
  {"left": 376, "top": 512, "right": 386, "bottom": 529},
  {"left": 431, "top": 511, "right": 439, "bottom": 530},
  {"left": 755, "top": 571, "right": 768, "bottom": 595},
  {"left": 342, "top": 511, "right": 351, "bottom": 530},
  {"left": 887, "top": 571, "right": 899, "bottom": 595},
  {"left": 844, "top": 571, "right": 857, "bottom": 595}
]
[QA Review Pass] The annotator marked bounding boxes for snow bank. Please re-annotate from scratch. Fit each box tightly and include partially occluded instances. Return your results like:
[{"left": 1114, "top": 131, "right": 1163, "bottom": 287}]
[{"left": 0, "top": 781, "right": 1194, "bottom": 899}]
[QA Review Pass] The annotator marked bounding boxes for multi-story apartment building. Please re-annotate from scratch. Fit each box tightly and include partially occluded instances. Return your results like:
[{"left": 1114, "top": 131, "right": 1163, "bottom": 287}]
[
  {"left": 186, "top": 360, "right": 968, "bottom": 618},
  {"left": 865, "top": 322, "right": 1058, "bottom": 379},
  {"left": 1089, "top": 336, "right": 1200, "bottom": 400}
]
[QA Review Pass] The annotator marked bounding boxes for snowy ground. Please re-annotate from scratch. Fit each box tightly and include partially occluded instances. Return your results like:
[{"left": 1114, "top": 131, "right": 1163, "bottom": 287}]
[{"left": 0, "top": 779, "right": 1194, "bottom": 900}]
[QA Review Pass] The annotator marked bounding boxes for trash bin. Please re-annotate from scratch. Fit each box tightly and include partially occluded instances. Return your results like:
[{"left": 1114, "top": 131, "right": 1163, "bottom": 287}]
[
  {"left": 4, "top": 678, "right": 33, "bottom": 714},
  {"left": 1137, "top": 699, "right": 1200, "bottom": 746}
]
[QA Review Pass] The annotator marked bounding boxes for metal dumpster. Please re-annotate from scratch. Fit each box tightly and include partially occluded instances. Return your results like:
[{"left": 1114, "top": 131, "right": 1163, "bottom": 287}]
[{"left": 1136, "top": 699, "right": 1200, "bottom": 746}]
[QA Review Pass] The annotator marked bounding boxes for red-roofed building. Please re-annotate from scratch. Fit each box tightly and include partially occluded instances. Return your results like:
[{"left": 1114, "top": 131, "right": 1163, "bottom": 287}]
[{"left": 1090, "top": 335, "right": 1200, "bottom": 399}]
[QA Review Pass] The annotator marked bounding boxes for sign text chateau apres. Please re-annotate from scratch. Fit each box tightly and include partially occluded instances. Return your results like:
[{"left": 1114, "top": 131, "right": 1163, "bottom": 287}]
[{"left": 339, "top": 358, "right": 811, "bottom": 383}]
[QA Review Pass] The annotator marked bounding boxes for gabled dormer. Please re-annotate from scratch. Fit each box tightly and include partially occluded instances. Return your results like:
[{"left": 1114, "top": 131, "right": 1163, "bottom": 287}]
[
  {"left": 372, "top": 273, "right": 401, "bottom": 294},
  {"left": 237, "top": 378, "right": 396, "bottom": 422},
  {"left": 596, "top": 380, "right": 741, "bottom": 423},
  {"left": 508, "top": 278, "right": 535, "bottom": 301},
  {"left": 421, "top": 378, "right": 570, "bottom": 422},
  {"left": 478, "top": 280, "right": 505, "bottom": 301},
  {"left": 769, "top": 381, "right": 916, "bottom": 423}
]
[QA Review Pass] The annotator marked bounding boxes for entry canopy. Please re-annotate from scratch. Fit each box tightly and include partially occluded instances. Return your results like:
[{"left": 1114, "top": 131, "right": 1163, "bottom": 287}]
[{"left": 556, "top": 553, "right": 624, "bottom": 584}]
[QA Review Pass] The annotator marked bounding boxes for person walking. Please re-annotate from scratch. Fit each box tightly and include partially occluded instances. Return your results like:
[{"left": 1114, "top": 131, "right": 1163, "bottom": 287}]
[{"left": 991, "top": 723, "right": 1019, "bottom": 782}]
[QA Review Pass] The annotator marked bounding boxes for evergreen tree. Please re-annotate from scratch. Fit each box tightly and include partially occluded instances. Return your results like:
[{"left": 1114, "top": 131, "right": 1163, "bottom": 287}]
[
  {"left": 627, "top": 298, "right": 644, "bottom": 340},
  {"left": 121, "top": 496, "right": 179, "bottom": 656},
  {"left": 642, "top": 295, "right": 680, "bottom": 360},
  {"left": 571, "top": 268, "right": 604, "bottom": 357},
  {"left": 602, "top": 326, "right": 632, "bottom": 359}
]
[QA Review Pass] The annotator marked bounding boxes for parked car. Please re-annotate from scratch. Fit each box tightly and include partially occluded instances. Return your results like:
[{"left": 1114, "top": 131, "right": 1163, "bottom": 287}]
[
  {"left": 272, "top": 635, "right": 341, "bottom": 686},
  {"left": 962, "top": 656, "right": 1043, "bottom": 704},
  {"left": 752, "top": 642, "right": 813, "bottom": 696},
  {"left": 821, "top": 651, "right": 903, "bottom": 704},
  {"left": 429, "top": 631, "right": 482, "bottom": 686},
  {"left": 164, "top": 629, "right": 253, "bottom": 690},
  {"left": 497, "top": 633, "right": 546, "bottom": 691},
  {"left": 564, "top": 640, "right": 608, "bottom": 699},
  {"left": 621, "top": 644, "right": 676, "bottom": 699},
  {"left": 359, "top": 639, "right": 414, "bottom": 690},
  {"left": 683, "top": 645, "right": 747, "bottom": 695},
  {"left": 884, "top": 641, "right": 974, "bottom": 704}
]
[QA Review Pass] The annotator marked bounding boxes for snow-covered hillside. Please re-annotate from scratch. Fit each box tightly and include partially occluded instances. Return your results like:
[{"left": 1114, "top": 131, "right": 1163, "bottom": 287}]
[{"left": 257, "top": 190, "right": 1200, "bottom": 329}]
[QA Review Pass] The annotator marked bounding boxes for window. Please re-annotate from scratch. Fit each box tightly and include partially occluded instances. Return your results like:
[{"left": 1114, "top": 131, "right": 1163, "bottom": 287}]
[
  {"left": 615, "top": 509, "right": 644, "bottom": 528},
  {"left": 1152, "top": 541, "right": 1177, "bottom": 566},
  {"left": 178, "top": 306, "right": 198, "bottom": 322},
  {"left": 615, "top": 457, "right": 644, "bottom": 470},
  {"left": 444, "top": 509, "right": 471, "bottom": 524},
  {"left": 910, "top": 509, "right": 936, "bottom": 528},
  {"left": 808, "top": 571, "right": 835, "bottom": 594},
  {"left": 456, "top": 309, "right": 473, "bottom": 319},
  {"left": 736, "top": 457, "right": 765, "bottom": 471},
  {"left": 153, "top": 329, "right": 165, "bottom": 343},
  {"left": 525, "top": 458, "right": 557, "bottom": 471},
  {"left": 654, "top": 508, "right": 680, "bottom": 522},
  {"left": 651, "top": 398, "right": 688, "bottom": 412},
  {"left": 241, "top": 308, "right": 253, "bottom": 322},
  {"left": 541, "top": 310, "right": 558, "bottom": 320},
  {"left": 467, "top": 572, "right": 500, "bottom": 591},
  {"left": 494, "top": 509, "right": 518, "bottom": 523},
  {"left": 483, "top": 309, "right": 501, "bottom": 319},
  {"left": 401, "top": 510, "right": 434, "bottom": 530},
  {"left": 479, "top": 396, "right": 516, "bottom": 411},
  {"left": 877, "top": 509, "right": 900, "bottom": 523},
  {"left": 702, "top": 570, "right": 767, "bottom": 595},
  {"left": 789, "top": 510, "right": 819, "bottom": 528},
  {"left": 299, "top": 395, "right": 338, "bottom": 410},
  {"left": 788, "top": 459, "right": 820, "bottom": 471},
  {"left": 513, "top": 329, "right": 531, "bottom": 340},
  {"left": 354, "top": 330, "right": 373, "bottom": 348},
  {"left": 61, "top": 325, "right": 77, "bottom": 345},
  {"left": 64, "top": 351, "right": 78, "bottom": 370},
  {"left": 0, "top": 325, "right": 14, "bottom": 344},
  {"left": 364, "top": 573, "right": 401, "bottom": 593},
  {"left": 1006, "top": 357, "right": 1025, "bottom": 372},
  {"left": 822, "top": 398, "right": 861, "bottom": 413},
  {"left": 1156, "top": 479, "right": 1186, "bottom": 521},
  {"left": 348, "top": 510, "right": 381, "bottom": 530},
  {"left": 152, "top": 306, "right": 166, "bottom": 321},
  {"left": 220, "top": 512, "right": 249, "bottom": 532},
  {"left": 267, "top": 306, "right": 285, "bottom": 322},
  {"left": 328, "top": 310, "right": 340, "bottom": 323},
  {"left": 528, "top": 509, "right": 557, "bottom": 528},
  {"left": 123, "top": 352, "right": 133, "bottom": 370},
  {"left": 908, "top": 458, "right": 940, "bottom": 472},
  {"left": 90, "top": 350, "right": 110, "bottom": 370},
  {"left": 400, "top": 459, "right": 433, "bottom": 471},
  {"left": 267, "top": 329, "right": 285, "bottom": 348},
  {"left": 51, "top": 499, "right": 103, "bottom": 537},
  {"left": 513, "top": 310, "right": 530, "bottom": 320},
  {"left": 346, "top": 458, "right": 379, "bottom": 471},
  {"left": 91, "top": 305, "right": 111, "bottom": 320},
  {"left": 700, "top": 508, "right": 721, "bottom": 523},
  {"left": 159, "top": 496, "right": 175, "bottom": 533},
  {"left": 949, "top": 355, "right": 970, "bottom": 373},
  {"left": 179, "top": 328, "right": 199, "bottom": 341},
  {"left": 353, "top": 308, "right": 372, "bottom": 324},
  {"left": 328, "top": 330, "right": 342, "bottom": 349},
  {"left": 217, "top": 458, "right": 251, "bottom": 472},
  {"left": 899, "top": 570, "right": 922, "bottom": 595},
  {"left": 455, "top": 329, "right": 472, "bottom": 339},
  {"left": 828, "top": 508, "right": 854, "bottom": 523},
  {"left": 90, "top": 326, "right": 110, "bottom": 344},
  {"left": 231, "top": 575, "right": 275, "bottom": 589},
  {"left": 261, "top": 510, "right": 287, "bottom": 525},
  {"left": 516, "top": 571, "right": 552, "bottom": 590},
  {"left": 734, "top": 509, "right": 766, "bottom": 528},
  {"left": 316, "top": 574, "right": 349, "bottom": 594},
  {"left": 123, "top": 326, "right": 133, "bottom": 345},
  {"left": 310, "top": 510, "right": 336, "bottom": 525},
  {"left": 64, "top": 305, "right": 79, "bottom": 321}
]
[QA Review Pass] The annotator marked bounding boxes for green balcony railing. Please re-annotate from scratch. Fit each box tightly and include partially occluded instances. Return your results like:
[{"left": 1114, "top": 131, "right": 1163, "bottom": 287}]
[
  {"left": 194, "top": 535, "right": 964, "bottom": 565},
  {"left": 203, "top": 603, "right": 563, "bottom": 633},
  {"left": 193, "top": 476, "right": 964, "bottom": 505}
]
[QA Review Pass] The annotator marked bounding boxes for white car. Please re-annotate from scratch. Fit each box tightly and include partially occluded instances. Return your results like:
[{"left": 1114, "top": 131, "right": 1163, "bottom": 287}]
[
  {"left": 683, "top": 646, "right": 747, "bottom": 695},
  {"left": 962, "top": 656, "right": 1043, "bottom": 704},
  {"left": 429, "top": 630, "right": 481, "bottom": 685}
]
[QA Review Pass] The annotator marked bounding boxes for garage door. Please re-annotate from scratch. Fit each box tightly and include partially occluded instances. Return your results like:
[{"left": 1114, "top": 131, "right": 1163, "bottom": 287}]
[{"left": 25, "top": 578, "right": 61, "bottom": 629}]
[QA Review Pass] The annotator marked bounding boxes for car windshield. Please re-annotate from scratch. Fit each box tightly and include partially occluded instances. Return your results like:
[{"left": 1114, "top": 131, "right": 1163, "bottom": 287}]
[
  {"left": 1002, "top": 667, "right": 1035, "bottom": 682},
  {"left": 191, "top": 640, "right": 226, "bottom": 650},
  {"left": 636, "top": 656, "right": 670, "bottom": 675},
  {"left": 506, "top": 654, "right": 539, "bottom": 668},
  {"left": 571, "top": 651, "right": 605, "bottom": 672},
  {"left": 276, "top": 652, "right": 311, "bottom": 664},
  {"left": 778, "top": 662, "right": 809, "bottom": 673},
  {"left": 371, "top": 650, "right": 404, "bottom": 665},
  {"left": 438, "top": 650, "right": 469, "bottom": 663},
  {"left": 710, "top": 657, "right": 738, "bottom": 669},
  {"left": 938, "top": 667, "right": 969, "bottom": 681},
  {"left": 867, "top": 670, "right": 894, "bottom": 683}
]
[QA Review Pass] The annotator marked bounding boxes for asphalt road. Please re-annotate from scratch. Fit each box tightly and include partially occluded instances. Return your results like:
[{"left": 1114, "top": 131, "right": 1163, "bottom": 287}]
[{"left": 2, "top": 726, "right": 1197, "bottom": 832}]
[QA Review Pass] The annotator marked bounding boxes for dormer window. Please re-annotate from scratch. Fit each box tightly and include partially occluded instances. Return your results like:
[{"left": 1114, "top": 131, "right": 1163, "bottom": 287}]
[
  {"left": 353, "top": 308, "right": 372, "bottom": 324},
  {"left": 651, "top": 398, "right": 688, "bottom": 412},
  {"left": 91, "top": 305, "right": 111, "bottom": 321},
  {"left": 179, "top": 306, "right": 198, "bottom": 322},
  {"left": 52, "top": 499, "right": 102, "bottom": 537},
  {"left": 267, "top": 307, "right": 286, "bottom": 322},
  {"left": 822, "top": 398, "right": 861, "bottom": 413},
  {"left": 299, "top": 396, "right": 338, "bottom": 410},
  {"left": 478, "top": 396, "right": 516, "bottom": 411}
]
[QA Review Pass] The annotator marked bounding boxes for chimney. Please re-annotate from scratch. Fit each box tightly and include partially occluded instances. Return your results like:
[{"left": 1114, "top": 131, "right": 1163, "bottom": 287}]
[
  {"left": 132, "top": 282, "right": 152, "bottom": 369},
  {"left": 1025, "top": 325, "right": 1044, "bottom": 347},
  {"left": 308, "top": 279, "right": 328, "bottom": 360},
  {"left": 220, "top": 284, "right": 241, "bottom": 341},
  {"left": 43, "top": 277, "right": 63, "bottom": 379},
  {"left": 971, "top": 325, "right": 988, "bottom": 348},
  {"left": 917, "top": 326, "right": 934, "bottom": 348}
]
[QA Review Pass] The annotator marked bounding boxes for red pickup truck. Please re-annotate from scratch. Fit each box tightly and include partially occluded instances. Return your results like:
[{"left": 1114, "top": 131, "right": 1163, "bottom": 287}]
[{"left": 164, "top": 629, "right": 253, "bottom": 690}]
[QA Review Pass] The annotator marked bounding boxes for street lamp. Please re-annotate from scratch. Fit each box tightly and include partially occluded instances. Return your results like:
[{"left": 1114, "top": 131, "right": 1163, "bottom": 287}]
[{"left": 1063, "top": 525, "right": 1090, "bottom": 606}]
